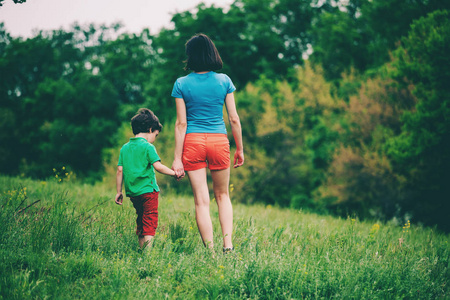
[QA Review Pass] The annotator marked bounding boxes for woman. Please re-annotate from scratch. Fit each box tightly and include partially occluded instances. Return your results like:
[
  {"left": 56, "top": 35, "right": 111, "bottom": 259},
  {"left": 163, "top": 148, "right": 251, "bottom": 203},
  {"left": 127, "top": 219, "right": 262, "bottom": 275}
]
[{"left": 171, "top": 33, "right": 244, "bottom": 253}]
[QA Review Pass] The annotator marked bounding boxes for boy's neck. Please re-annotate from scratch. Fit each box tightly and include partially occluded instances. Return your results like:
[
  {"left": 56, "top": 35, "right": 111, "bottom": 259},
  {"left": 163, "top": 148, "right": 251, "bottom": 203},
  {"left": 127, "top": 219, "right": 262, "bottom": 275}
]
[{"left": 135, "top": 133, "right": 150, "bottom": 141}]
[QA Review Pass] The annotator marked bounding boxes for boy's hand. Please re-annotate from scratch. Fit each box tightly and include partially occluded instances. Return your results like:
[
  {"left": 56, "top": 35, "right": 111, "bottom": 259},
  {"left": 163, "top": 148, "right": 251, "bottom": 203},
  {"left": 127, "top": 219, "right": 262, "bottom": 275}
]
[
  {"left": 175, "top": 173, "right": 185, "bottom": 181},
  {"left": 115, "top": 192, "right": 123, "bottom": 205}
]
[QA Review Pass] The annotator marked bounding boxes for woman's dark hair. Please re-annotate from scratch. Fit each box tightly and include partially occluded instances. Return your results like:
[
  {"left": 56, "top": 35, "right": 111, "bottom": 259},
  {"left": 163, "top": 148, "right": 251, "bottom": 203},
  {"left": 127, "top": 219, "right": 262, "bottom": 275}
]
[
  {"left": 131, "top": 108, "right": 162, "bottom": 135},
  {"left": 184, "top": 33, "right": 223, "bottom": 72}
]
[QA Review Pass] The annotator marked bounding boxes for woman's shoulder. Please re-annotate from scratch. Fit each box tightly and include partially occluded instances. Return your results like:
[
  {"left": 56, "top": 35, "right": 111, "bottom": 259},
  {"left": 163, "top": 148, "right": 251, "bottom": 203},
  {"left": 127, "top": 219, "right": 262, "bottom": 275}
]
[
  {"left": 211, "top": 72, "right": 233, "bottom": 82},
  {"left": 212, "top": 71, "right": 229, "bottom": 77},
  {"left": 174, "top": 74, "right": 190, "bottom": 83},
  {"left": 175, "top": 72, "right": 233, "bottom": 83}
]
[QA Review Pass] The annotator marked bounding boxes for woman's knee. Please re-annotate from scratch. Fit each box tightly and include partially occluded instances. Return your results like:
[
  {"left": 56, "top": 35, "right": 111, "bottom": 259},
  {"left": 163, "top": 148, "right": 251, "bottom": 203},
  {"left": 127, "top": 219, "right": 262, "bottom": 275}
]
[
  {"left": 214, "top": 191, "right": 230, "bottom": 204},
  {"left": 194, "top": 194, "right": 210, "bottom": 207}
]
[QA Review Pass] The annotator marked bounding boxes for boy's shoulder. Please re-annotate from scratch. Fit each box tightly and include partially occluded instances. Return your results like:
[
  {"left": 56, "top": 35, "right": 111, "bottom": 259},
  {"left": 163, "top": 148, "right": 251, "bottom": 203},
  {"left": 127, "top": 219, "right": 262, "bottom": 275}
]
[
  {"left": 119, "top": 141, "right": 127, "bottom": 151},
  {"left": 119, "top": 140, "right": 131, "bottom": 150},
  {"left": 120, "top": 138, "right": 153, "bottom": 151}
]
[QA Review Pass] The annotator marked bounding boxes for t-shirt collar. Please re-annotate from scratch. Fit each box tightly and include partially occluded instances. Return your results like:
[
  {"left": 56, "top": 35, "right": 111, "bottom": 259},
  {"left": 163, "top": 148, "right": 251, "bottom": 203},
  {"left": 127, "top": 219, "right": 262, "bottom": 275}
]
[{"left": 130, "top": 137, "right": 147, "bottom": 142}]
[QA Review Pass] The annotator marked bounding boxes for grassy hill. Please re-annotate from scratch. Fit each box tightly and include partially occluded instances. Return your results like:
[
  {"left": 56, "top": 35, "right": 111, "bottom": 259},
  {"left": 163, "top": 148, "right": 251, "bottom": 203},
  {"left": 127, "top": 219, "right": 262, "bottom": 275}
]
[{"left": 1, "top": 175, "right": 449, "bottom": 299}]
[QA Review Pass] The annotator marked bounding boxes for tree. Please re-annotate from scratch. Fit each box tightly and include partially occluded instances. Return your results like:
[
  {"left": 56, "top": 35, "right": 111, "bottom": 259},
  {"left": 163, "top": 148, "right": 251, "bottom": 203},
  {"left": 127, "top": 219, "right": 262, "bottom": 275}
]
[
  {"left": 310, "top": 10, "right": 371, "bottom": 80},
  {"left": 0, "top": 29, "right": 83, "bottom": 175},
  {"left": 234, "top": 63, "right": 341, "bottom": 209},
  {"left": 90, "top": 30, "right": 154, "bottom": 106},
  {"left": 310, "top": 0, "right": 450, "bottom": 80},
  {"left": 318, "top": 75, "right": 415, "bottom": 219},
  {"left": 0, "top": 25, "right": 123, "bottom": 178},
  {"left": 33, "top": 73, "right": 120, "bottom": 177},
  {"left": 388, "top": 10, "right": 450, "bottom": 231}
]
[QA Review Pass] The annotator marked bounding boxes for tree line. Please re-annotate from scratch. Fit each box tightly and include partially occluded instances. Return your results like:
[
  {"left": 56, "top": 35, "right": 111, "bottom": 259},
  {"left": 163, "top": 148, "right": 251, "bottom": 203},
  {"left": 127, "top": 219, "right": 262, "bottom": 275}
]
[{"left": 1, "top": 0, "right": 449, "bottom": 231}]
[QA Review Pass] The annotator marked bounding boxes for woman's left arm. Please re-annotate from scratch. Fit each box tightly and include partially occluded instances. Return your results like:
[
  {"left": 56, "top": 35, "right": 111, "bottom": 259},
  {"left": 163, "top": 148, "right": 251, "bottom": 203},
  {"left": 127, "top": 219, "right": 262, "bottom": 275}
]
[
  {"left": 173, "top": 97, "right": 187, "bottom": 178},
  {"left": 225, "top": 93, "right": 244, "bottom": 168}
]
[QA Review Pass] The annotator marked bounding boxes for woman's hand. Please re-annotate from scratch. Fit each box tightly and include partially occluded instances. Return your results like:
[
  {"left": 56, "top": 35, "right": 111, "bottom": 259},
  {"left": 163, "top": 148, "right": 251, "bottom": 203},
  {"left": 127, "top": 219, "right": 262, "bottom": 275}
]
[
  {"left": 172, "top": 159, "right": 185, "bottom": 180},
  {"left": 234, "top": 150, "right": 244, "bottom": 168}
]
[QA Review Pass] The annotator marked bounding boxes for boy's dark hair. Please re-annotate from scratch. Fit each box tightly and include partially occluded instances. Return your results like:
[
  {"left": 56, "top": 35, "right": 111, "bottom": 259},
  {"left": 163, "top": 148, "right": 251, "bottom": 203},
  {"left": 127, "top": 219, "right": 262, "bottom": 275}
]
[
  {"left": 184, "top": 33, "right": 223, "bottom": 72},
  {"left": 131, "top": 108, "right": 162, "bottom": 135}
]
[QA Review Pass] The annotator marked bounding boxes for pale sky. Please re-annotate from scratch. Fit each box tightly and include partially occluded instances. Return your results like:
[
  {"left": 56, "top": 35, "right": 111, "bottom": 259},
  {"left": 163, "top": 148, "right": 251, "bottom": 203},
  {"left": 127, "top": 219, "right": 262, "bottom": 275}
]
[{"left": 0, "top": 0, "right": 234, "bottom": 38}]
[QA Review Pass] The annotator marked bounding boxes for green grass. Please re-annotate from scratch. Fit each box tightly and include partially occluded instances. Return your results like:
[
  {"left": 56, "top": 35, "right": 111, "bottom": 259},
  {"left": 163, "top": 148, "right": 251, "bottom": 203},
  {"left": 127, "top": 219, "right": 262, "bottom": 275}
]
[{"left": 0, "top": 175, "right": 449, "bottom": 299}]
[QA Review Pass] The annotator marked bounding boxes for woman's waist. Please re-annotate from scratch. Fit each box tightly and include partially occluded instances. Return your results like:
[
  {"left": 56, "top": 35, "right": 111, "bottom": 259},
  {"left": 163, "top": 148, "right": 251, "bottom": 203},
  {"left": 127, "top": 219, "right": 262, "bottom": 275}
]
[
  {"left": 185, "top": 132, "right": 229, "bottom": 143},
  {"left": 186, "top": 120, "right": 226, "bottom": 134}
]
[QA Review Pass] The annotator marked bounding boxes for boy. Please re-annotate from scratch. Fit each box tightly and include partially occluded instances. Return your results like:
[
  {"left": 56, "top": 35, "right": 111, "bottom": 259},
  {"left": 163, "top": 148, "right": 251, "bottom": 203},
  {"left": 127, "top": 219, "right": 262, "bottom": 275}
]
[{"left": 115, "top": 108, "right": 176, "bottom": 249}]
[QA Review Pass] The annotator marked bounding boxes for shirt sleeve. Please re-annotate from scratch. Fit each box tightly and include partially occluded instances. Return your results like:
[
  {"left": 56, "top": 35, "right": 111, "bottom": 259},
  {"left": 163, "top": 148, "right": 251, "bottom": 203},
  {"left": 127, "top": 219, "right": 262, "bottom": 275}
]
[
  {"left": 147, "top": 144, "right": 161, "bottom": 165},
  {"left": 171, "top": 79, "right": 183, "bottom": 98},
  {"left": 226, "top": 75, "right": 236, "bottom": 94}
]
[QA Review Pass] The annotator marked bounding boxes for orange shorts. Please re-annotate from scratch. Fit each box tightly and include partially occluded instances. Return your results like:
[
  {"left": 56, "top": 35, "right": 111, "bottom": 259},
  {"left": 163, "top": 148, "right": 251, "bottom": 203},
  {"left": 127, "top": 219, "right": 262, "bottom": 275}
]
[{"left": 183, "top": 133, "right": 230, "bottom": 171}]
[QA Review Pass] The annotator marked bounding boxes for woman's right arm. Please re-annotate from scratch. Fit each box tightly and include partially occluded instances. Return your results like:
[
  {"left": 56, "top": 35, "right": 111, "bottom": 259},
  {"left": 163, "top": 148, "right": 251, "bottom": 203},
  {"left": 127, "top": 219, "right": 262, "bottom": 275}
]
[
  {"left": 173, "top": 97, "right": 187, "bottom": 178},
  {"left": 225, "top": 93, "right": 244, "bottom": 168}
]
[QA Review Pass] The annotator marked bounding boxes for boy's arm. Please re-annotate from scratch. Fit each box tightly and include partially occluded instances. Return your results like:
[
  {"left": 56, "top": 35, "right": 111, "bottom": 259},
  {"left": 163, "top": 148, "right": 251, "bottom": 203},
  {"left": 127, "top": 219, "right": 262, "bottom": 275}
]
[
  {"left": 153, "top": 161, "right": 176, "bottom": 177},
  {"left": 115, "top": 166, "right": 124, "bottom": 205}
]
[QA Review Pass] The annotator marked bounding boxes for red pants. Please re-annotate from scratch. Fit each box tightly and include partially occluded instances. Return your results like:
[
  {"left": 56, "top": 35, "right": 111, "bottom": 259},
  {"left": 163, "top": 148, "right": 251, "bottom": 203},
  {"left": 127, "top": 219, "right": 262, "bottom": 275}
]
[{"left": 130, "top": 191, "right": 159, "bottom": 237}]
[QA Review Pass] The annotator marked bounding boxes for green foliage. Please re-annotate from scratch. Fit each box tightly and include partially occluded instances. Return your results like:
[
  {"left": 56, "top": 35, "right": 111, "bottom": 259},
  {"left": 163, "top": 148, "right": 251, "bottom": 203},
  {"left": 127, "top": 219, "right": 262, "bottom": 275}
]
[
  {"left": 1, "top": 0, "right": 449, "bottom": 231},
  {"left": 233, "top": 63, "right": 341, "bottom": 210},
  {"left": 312, "top": 9, "right": 450, "bottom": 231},
  {"left": 310, "top": 0, "right": 450, "bottom": 80},
  {"left": 93, "top": 30, "right": 154, "bottom": 105},
  {"left": 1, "top": 176, "right": 449, "bottom": 298},
  {"left": 316, "top": 68, "right": 416, "bottom": 222},
  {"left": 310, "top": 10, "right": 370, "bottom": 80},
  {"left": 0, "top": 24, "right": 132, "bottom": 179},
  {"left": 388, "top": 10, "right": 450, "bottom": 231}
]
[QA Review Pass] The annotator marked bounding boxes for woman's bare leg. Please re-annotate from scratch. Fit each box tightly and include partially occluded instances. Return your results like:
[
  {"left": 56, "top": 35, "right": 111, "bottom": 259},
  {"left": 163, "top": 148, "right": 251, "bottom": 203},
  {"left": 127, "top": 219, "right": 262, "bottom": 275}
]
[
  {"left": 211, "top": 168, "right": 233, "bottom": 249},
  {"left": 187, "top": 168, "right": 214, "bottom": 248}
]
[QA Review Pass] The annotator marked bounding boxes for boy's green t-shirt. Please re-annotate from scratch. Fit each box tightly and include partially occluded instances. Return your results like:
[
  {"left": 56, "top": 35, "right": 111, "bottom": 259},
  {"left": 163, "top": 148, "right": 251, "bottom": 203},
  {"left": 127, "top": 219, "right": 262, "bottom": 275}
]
[{"left": 118, "top": 137, "right": 161, "bottom": 197}]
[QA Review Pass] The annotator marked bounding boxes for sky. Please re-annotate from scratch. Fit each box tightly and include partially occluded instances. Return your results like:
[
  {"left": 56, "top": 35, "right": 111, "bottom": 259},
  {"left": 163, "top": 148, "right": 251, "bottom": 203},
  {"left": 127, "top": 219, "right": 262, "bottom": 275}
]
[{"left": 0, "top": 0, "right": 234, "bottom": 38}]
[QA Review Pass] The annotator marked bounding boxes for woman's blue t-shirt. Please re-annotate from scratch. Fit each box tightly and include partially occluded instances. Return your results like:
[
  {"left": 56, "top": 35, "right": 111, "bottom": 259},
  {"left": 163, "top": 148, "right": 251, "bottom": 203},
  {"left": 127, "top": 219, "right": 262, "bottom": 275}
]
[{"left": 171, "top": 71, "right": 236, "bottom": 134}]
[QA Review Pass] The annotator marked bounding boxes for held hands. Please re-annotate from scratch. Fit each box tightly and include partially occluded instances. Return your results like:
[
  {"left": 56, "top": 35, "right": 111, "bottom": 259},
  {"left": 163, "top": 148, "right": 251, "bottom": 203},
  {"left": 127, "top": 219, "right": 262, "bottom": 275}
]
[
  {"left": 115, "top": 192, "right": 123, "bottom": 205},
  {"left": 172, "top": 172, "right": 184, "bottom": 181},
  {"left": 172, "top": 159, "right": 185, "bottom": 181},
  {"left": 234, "top": 150, "right": 244, "bottom": 168}
]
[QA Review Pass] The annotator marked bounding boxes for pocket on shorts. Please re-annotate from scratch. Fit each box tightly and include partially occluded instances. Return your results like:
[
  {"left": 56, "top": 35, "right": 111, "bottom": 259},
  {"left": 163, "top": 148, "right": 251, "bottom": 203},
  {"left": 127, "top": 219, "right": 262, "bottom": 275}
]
[
  {"left": 183, "top": 143, "right": 204, "bottom": 164},
  {"left": 212, "top": 142, "right": 230, "bottom": 166}
]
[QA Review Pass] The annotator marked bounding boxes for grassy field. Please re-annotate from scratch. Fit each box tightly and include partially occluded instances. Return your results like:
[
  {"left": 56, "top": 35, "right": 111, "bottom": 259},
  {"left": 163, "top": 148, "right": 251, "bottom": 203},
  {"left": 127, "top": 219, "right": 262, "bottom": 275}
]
[{"left": 0, "top": 175, "right": 449, "bottom": 299}]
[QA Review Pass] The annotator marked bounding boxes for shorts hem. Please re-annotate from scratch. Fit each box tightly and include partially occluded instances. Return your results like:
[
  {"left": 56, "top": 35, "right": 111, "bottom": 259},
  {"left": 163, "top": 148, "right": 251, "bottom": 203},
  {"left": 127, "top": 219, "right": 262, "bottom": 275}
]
[
  {"left": 209, "top": 165, "right": 230, "bottom": 171},
  {"left": 184, "top": 165, "right": 207, "bottom": 172},
  {"left": 138, "top": 233, "right": 156, "bottom": 237}
]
